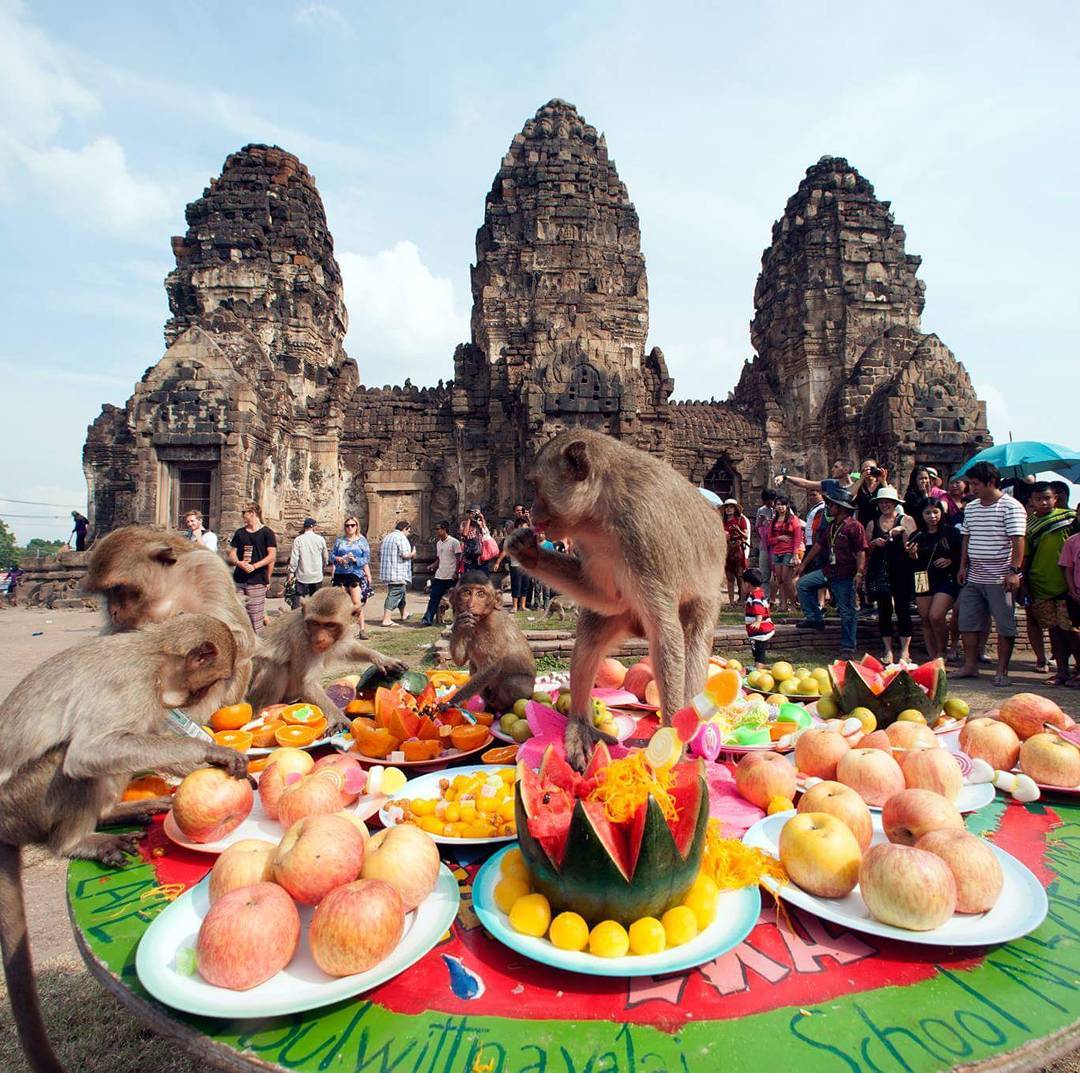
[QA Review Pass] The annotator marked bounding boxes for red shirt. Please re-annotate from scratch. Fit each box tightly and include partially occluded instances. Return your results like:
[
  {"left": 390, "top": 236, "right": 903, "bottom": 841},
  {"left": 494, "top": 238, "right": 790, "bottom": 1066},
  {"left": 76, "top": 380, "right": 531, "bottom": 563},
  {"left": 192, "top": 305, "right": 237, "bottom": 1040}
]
[
  {"left": 745, "top": 587, "right": 775, "bottom": 639},
  {"left": 766, "top": 514, "right": 805, "bottom": 557},
  {"left": 816, "top": 515, "right": 869, "bottom": 580}
]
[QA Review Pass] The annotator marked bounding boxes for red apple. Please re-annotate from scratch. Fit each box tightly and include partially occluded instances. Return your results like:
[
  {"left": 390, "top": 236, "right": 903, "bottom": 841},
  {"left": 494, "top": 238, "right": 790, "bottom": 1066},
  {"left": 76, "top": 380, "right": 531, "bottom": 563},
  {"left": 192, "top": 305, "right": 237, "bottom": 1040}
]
[
  {"left": 794, "top": 728, "right": 851, "bottom": 780},
  {"left": 273, "top": 813, "right": 366, "bottom": 905},
  {"left": 360, "top": 824, "right": 441, "bottom": 911},
  {"left": 735, "top": 752, "right": 797, "bottom": 808},
  {"left": 885, "top": 722, "right": 938, "bottom": 751},
  {"left": 196, "top": 882, "right": 300, "bottom": 989},
  {"left": 277, "top": 769, "right": 350, "bottom": 828},
  {"left": 882, "top": 788, "right": 964, "bottom": 845},
  {"left": 836, "top": 749, "right": 906, "bottom": 806},
  {"left": 858, "top": 730, "right": 893, "bottom": 754},
  {"left": 859, "top": 844, "right": 957, "bottom": 930},
  {"left": 997, "top": 693, "right": 1068, "bottom": 741},
  {"left": 797, "top": 780, "right": 873, "bottom": 850},
  {"left": 208, "top": 839, "right": 277, "bottom": 904},
  {"left": 258, "top": 749, "right": 315, "bottom": 820},
  {"left": 1018, "top": 733, "right": 1080, "bottom": 788},
  {"left": 915, "top": 829, "right": 1003, "bottom": 913},
  {"left": 778, "top": 812, "right": 862, "bottom": 898},
  {"left": 900, "top": 748, "right": 964, "bottom": 803},
  {"left": 309, "top": 878, "right": 405, "bottom": 976},
  {"left": 958, "top": 718, "right": 1020, "bottom": 772},
  {"left": 171, "top": 767, "right": 253, "bottom": 843}
]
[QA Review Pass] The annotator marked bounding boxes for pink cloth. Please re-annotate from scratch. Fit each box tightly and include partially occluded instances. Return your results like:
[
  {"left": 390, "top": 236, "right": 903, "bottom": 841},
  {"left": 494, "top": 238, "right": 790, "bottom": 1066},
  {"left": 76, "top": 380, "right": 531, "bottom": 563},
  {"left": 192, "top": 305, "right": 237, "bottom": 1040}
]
[
  {"left": 1059, "top": 533, "right": 1080, "bottom": 593},
  {"left": 703, "top": 762, "right": 765, "bottom": 837}
]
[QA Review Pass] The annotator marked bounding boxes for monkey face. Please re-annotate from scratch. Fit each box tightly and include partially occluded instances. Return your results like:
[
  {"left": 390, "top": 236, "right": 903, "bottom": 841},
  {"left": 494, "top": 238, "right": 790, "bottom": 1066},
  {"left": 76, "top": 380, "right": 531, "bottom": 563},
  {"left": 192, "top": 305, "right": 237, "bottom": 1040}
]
[
  {"left": 158, "top": 618, "right": 238, "bottom": 709},
  {"left": 452, "top": 584, "right": 498, "bottom": 617},
  {"left": 527, "top": 435, "right": 594, "bottom": 537},
  {"left": 103, "top": 583, "right": 150, "bottom": 629},
  {"left": 305, "top": 618, "right": 343, "bottom": 654}
]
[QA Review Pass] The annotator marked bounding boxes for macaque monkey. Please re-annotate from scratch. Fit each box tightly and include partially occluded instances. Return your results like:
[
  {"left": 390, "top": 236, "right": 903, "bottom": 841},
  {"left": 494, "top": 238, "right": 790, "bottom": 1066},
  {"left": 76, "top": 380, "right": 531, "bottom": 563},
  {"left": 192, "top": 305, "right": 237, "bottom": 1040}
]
[
  {"left": 442, "top": 572, "right": 536, "bottom": 713},
  {"left": 0, "top": 615, "right": 248, "bottom": 1073},
  {"left": 84, "top": 527, "right": 257, "bottom": 704},
  {"left": 506, "top": 430, "right": 725, "bottom": 769},
  {"left": 248, "top": 588, "right": 408, "bottom": 727}
]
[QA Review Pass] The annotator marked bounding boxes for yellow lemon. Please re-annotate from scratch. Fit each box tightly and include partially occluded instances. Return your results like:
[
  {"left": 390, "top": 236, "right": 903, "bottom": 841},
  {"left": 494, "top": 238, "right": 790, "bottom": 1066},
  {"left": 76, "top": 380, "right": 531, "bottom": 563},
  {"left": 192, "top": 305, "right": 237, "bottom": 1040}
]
[
  {"left": 588, "top": 920, "right": 630, "bottom": 958},
  {"left": 682, "top": 887, "right": 718, "bottom": 929},
  {"left": 662, "top": 905, "right": 699, "bottom": 947},
  {"left": 628, "top": 916, "right": 667, "bottom": 956},
  {"left": 508, "top": 893, "right": 551, "bottom": 937},
  {"left": 494, "top": 876, "right": 531, "bottom": 914},
  {"left": 549, "top": 912, "right": 590, "bottom": 952},
  {"left": 689, "top": 873, "right": 720, "bottom": 900},
  {"left": 767, "top": 795, "right": 794, "bottom": 815}
]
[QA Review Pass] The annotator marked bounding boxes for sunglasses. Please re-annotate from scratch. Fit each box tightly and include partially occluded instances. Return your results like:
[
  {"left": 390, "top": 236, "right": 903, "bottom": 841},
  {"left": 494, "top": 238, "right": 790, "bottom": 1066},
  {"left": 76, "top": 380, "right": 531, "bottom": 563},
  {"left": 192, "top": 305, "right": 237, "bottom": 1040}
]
[{"left": 345, "top": 523, "right": 358, "bottom": 528}]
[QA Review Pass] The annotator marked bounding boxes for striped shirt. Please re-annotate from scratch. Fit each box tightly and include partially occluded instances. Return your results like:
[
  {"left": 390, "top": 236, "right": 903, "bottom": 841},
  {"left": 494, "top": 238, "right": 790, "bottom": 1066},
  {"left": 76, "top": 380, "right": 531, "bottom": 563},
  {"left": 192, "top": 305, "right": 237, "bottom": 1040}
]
[
  {"left": 960, "top": 495, "right": 1026, "bottom": 584},
  {"left": 379, "top": 530, "right": 414, "bottom": 584}
]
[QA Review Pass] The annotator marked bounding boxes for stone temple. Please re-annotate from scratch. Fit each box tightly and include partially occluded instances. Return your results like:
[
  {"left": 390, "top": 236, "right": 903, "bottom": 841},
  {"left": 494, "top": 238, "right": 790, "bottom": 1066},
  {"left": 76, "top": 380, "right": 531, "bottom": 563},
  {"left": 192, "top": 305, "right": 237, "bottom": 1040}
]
[{"left": 83, "top": 99, "right": 989, "bottom": 544}]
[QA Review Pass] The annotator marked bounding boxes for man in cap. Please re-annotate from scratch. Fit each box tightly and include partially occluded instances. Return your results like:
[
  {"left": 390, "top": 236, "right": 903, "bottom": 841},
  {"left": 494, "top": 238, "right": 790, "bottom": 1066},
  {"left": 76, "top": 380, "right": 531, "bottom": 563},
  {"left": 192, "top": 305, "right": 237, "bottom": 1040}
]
[
  {"left": 287, "top": 516, "right": 329, "bottom": 608},
  {"left": 793, "top": 488, "right": 869, "bottom": 658}
]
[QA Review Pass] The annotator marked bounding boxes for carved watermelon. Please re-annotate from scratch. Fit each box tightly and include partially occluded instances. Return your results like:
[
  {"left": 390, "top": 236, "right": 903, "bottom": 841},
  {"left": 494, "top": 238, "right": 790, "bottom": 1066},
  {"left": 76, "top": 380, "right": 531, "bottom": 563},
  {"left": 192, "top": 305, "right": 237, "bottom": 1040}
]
[
  {"left": 828, "top": 657, "right": 948, "bottom": 728},
  {"left": 515, "top": 745, "right": 709, "bottom": 925}
]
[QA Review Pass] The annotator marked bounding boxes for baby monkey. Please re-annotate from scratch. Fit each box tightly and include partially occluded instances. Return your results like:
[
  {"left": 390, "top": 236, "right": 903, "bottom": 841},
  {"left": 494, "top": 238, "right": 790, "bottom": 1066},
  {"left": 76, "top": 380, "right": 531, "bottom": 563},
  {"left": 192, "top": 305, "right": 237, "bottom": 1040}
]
[
  {"left": 442, "top": 571, "right": 536, "bottom": 714},
  {"left": 0, "top": 615, "right": 248, "bottom": 1073},
  {"left": 248, "top": 587, "right": 408, "bottom": 727}
]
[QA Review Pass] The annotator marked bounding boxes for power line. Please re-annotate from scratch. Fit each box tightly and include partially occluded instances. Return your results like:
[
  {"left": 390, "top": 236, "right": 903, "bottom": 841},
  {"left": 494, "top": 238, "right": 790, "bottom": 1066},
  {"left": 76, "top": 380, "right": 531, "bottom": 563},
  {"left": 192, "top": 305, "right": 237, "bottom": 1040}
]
[
  {"left": 0, "top": 513, "right": 70, "bottom": 519},
  {"left": 0, "top": 496, "right": 84, "bottom": 507}
]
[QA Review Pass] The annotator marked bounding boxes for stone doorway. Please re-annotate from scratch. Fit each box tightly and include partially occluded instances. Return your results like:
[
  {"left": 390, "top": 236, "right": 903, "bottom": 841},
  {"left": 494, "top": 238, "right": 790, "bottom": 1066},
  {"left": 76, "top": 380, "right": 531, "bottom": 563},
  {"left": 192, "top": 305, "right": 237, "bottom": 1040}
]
[{"left": 703, "top": 457, "right": 737, "bottom": 501}]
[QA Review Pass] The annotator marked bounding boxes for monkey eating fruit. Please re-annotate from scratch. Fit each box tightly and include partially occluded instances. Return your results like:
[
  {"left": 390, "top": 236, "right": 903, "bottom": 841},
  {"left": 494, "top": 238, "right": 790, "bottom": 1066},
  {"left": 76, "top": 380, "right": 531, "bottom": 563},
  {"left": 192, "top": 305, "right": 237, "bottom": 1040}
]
[
  {"left": 0, "top": 615, "right": 249, "bottom": 1073},
  {"left": 506, "top": 429, "right": 725, "bottom": 769}
]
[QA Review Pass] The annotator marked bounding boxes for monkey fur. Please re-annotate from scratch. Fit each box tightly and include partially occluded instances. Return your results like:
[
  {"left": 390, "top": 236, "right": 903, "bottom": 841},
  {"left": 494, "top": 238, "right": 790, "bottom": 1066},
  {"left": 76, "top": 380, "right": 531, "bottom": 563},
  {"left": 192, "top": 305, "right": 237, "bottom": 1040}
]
[
  {"left": 506, "top": 429, "right": 725, "bottom": 769},
  {"left": 248, "top": 587, "right": 408, "bottom": 727},
  {"left": 84, "top": 526, "right": 257, "bottom": 704},
  {"left": 0, "top": 615, "right": 249, "bottom": 1073},
  {"left": 443, "top": 572, "right": 536, "bottom": 714}
]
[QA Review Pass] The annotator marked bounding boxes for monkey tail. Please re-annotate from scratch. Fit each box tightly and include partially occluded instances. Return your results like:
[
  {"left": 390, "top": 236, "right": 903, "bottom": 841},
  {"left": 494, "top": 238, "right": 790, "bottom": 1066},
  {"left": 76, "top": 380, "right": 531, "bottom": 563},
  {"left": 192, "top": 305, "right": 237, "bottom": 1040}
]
[{"left": 0, "top": 842, "right": 65, "bottom": 1073}]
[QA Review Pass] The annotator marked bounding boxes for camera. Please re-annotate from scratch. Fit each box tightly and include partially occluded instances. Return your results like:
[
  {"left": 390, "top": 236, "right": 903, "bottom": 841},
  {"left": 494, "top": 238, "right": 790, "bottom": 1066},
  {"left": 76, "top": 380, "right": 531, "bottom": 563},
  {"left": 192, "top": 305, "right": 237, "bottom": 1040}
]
[{"left": 868, "top": 466, "right": 881, "bottom": 477}]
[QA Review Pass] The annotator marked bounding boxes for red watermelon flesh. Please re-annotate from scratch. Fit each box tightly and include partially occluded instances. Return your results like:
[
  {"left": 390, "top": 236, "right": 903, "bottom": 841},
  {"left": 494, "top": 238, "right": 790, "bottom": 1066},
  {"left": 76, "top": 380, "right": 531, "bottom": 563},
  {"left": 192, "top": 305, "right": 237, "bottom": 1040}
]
[
  {"left": 539, "top": 745, "right": 582, "bottom": 794},
  {"left": 828, "top": 660, "right": 848, "bottom": 689},
  {"left": 860, "top": 653, "right": 885, "bottom": 673},
  {"left": 668, "top": 760, "right": 707, "bottom": 858},
  {"left": 520, "top": 766, "right": 574, "bottom": 868},
  {"left": 909, "top": 658, "right": 944, "bottom": 694}
]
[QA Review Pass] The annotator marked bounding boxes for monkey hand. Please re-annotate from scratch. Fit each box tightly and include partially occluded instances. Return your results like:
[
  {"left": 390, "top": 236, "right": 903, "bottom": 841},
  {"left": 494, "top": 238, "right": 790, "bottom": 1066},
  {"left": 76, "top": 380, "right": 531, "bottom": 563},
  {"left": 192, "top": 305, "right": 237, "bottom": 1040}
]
[
  {"left": 374, "top": 654, "right": 408, "bottom": 676},
  {"left": 454, "top": 610, "right": 477, "bottom": 631},
  {"left": 564, "top": 715, "right": 617, "bottom": 773},
  {"left": 505, "top": 526, "right": 541, "bottom": 569},
  {"left": 88, "top": 831, "right": 146, "bottom": 869},
  {"left": 204, "top": 744, "right": 249, "bottom": 780}
]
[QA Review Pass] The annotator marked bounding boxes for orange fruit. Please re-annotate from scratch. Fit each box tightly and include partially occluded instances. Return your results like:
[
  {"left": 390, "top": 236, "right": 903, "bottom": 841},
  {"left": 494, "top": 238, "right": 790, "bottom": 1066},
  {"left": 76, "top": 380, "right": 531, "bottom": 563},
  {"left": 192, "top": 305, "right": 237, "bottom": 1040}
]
[
  {"left": 274, "top": 724, "right": 319, "bottom": 748},
  {"left": 246, "top": 756, "right": 272, "bottom": 773},
  {"left": 281, "top": 703, "right": 326, "bottom": 726},
  {"left": 121, "top": 775, "right": 173, "bottom": 801},
  {"left": 250, "top": 720, "right": 284, "bottom": 748},
  {"left": 213, "top": 729, "right": 253, "bottom": 752},
  {"left": 704, "top": 668, "right": 741, "bottom": 708},
  {"left": 474, "top": 711, "right": 495, "bottom": 727},
  {"left": 352, "top": 724, "right": 400, "bottom": 759},
  {"left": 350, "top": 717, "right": 376, "bottom": 738},
  {"left": 449, "top": 724, "right": 492, "bottom": 752},
  {"left": 481, "top": 744, "right": 519, "bottom": 764},
  {"left": 346, "top": 697, "right": 375, "bottom": 716},
  {"left": 402, "top": 739, "right": 443, "bottom": 762},
  {"left": 210, "top": 702, "right": 253, "bottom": 732}
]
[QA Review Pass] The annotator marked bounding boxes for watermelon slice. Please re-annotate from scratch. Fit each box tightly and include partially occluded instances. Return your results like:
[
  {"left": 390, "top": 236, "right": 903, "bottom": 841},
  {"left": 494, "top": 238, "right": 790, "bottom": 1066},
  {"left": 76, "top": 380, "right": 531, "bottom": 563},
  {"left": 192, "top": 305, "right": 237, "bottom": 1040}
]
[{"left": 860, "top": 654, "right": 885, "bottom": 673}]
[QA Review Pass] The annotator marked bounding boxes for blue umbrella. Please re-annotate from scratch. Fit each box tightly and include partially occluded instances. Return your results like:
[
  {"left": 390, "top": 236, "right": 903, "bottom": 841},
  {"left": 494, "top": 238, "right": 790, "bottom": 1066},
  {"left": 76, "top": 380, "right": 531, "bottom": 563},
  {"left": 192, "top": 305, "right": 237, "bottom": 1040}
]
[
  {"left": 954, "top": 441, "right": 1080, "bottom": 483},
  {"left": 698, "top": 487, "right": 723, "bottom": 506}
]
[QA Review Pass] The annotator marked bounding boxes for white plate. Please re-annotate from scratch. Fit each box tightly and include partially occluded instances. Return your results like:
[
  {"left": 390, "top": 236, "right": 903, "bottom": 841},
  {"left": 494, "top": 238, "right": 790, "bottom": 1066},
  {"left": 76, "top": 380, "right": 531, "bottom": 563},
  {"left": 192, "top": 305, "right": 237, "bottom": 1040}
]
[
  {"left": 135, "top": 866, "right": 460, "bottom": 1018},
  {"left": 378, "top": 765, "right": 518, "bottom": 846},
  {"left": 472, "top": 845, "right": 761, "bottom": 977},
  {"left": 742, "top": 811, "right": 1047, "bottom": 946},
  {"left": 328, "top": 730, "right": 493, "bottom": 768}
]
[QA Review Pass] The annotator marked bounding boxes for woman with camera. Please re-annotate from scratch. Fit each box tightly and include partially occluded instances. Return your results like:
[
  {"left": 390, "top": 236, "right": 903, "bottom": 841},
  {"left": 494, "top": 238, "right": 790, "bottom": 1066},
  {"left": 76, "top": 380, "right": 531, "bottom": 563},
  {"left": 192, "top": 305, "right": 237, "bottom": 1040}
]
[{"left": 460, "top": 506, "right": 497, "bottom": 575}]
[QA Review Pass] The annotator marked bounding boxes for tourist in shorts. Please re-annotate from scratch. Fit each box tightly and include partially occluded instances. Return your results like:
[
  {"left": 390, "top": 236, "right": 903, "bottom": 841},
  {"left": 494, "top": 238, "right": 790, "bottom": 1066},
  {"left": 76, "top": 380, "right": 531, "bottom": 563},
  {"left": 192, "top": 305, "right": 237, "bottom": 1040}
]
[
  {"left": 907, "top": 500, "right": 962, "bottom": 660},
  {"left": 422, "top": 520, "right": 462, "bottom": 625},
  {"left": 228, "top": 503, "right": 277, "bottom": 635},
  {"left": 754, "top": 489, "right": 778, "bottom": 600},
  {"left": 1024, "top": 482, "right": 1075, "bottom": 685},
  {"left": 287, "top": 517, "right": 329, "bottom": 609},
  {"left": 765, "top": 495, "right": 804, "bottom": 613},
  {"left": 955, "top": 462, "right": 1026, "bottom": 686},
  {"left": 379, "top": 520, "right": 415, "bottom": 626},
  {"left": 722, "top": 499, "right": 750, "bottom": 607},
  {"left": 332, "top": 516, "right": 373, "bottom": 637}
]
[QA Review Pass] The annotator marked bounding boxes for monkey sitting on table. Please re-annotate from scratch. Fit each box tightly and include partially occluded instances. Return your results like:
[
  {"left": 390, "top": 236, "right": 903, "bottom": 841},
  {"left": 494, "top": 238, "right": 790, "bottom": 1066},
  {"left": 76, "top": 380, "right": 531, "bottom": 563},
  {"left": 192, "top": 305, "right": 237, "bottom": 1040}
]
[
  {"left": 248, "top": 587, "right": 408, "bottom": 728},
  {"left": 84, "top": 526, "right": 257, "bottom": 704},
  {"left": 440, "top": 571, "right": 536, "bottom": 714},
  {"left": 506, "top": 429, "right": 725, "bottom": 769},
  {"left": 0, "top": 615, "right": 248, "bottom": 1073}
]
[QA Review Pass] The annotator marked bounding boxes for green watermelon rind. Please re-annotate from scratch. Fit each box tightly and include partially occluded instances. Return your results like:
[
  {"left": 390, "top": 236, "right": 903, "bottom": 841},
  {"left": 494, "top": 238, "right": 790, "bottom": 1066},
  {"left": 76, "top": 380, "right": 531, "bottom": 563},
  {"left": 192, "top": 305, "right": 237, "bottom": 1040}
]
[{"left": 828, "top": 661, "right": 948, "bottom": 728}]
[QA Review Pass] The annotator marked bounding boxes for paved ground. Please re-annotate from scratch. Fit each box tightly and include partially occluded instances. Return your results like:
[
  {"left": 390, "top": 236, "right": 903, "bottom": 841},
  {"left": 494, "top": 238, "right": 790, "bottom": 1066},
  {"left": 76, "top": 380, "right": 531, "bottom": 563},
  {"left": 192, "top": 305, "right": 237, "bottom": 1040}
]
[{"left": 0, "top": 602, "right": 1076, "bottom": 1072}]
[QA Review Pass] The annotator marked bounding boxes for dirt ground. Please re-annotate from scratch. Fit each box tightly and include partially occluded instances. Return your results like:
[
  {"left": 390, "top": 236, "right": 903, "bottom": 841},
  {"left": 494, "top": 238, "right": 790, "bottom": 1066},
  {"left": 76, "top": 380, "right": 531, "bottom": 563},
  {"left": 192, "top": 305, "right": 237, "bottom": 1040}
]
[{"left": 0, "top": 602, "right": 1077, "bottom": 1073}]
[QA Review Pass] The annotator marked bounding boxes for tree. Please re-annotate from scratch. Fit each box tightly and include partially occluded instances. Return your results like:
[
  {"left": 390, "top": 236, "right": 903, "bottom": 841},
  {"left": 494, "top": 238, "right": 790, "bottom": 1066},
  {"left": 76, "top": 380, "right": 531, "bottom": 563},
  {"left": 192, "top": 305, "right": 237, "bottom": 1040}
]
[
  {"left": 0, "top": 520, "right": 17, "bottom": 570},
  {"left": 21, "top": 538, "right": 65, "bottom": 560}
]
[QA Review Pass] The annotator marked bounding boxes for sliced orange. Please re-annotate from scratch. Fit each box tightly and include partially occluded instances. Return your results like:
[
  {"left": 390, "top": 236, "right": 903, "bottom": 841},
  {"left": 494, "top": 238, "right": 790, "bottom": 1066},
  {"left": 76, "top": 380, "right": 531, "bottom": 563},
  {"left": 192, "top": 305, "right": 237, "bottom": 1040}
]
[
  {"left": 704, "top": 667, "right": 742, "bottom": 708},
  {"left": 402, "top": 738, "right": 443, "bottom": 762},
  {"left": 474, "top": 711, "right": 495, "bottom": 727},
  {"left": 214, "top": 729, "right": 253, "bottom": 752},
  {"left": 481, "top": 744, "right": 519, "bottom": 764},
  {"left": 211, "top": 702, "right": 253, "bottom": 732},
  {"left": 274, "top": 724, "right": 319, "bottom": 747},
  {"left": 449, "top": 724, "right": 492, "bottom": 752},
  {"left": 282, "top": 703, "right": 326, "bottom": 726},
  {"left": 247, "top": 756, "right": 272, "bottom": 773},
  {"left": 121, "top": 775, "right": 174, "bottom": 801},
  {"left": 250, "top": 720, "right": 285, "bottom": 748},
  {"left": 346, "top": 697, "right": 375, "bottom": 716}
]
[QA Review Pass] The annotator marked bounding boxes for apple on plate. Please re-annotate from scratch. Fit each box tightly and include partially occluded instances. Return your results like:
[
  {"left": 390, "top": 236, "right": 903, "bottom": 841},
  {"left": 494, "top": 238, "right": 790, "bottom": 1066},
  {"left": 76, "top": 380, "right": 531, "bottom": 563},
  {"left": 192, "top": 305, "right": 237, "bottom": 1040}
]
[
  {"left": 915, "top": 829, "right": 1003, "bottom": 913},
  {"left": 309, "top": 878, "right": 406, "bottom": 977},
  {"left": 778, "top": 812, "right": 862, "bottom": 898},
  {"left": 273, "top": 813, "right": 366, "bottom": 905},
  {"left": 360, "top": 824, "right": 441, "bottom": 911},
  {"left": 277, "top": 769, "right": 352, "bottom": 828},
  {"left": 958, "top": 718, "right": 1021, "bottom": 772},
  {"left": 858, "top": 730, "right": 893, "bottom": 754},
  {"left": 196, "top": 882, "right": 300, "bottom": 989},
  {"left": 882, "top": 788, "right": 964, "bottom": 845},
  {"left": 794, "top": 728, "right": 851, "bottom": 781},
  {"left": 258, "top": 749, "right": 316, "bottom": 820},
  {"left": 171, "top": 767, "right": 254, "bottom": 843},
  {"left": 796, "top": 780, "right": 872, "bottom": 851},
  {"left": 900, "top": 747, "right": 963, "bottom": 803},
  {"left": 836, "top": 749, "right": 906, "bottom": 807},
  {"left": 885, "top": 722, "right": 938, "bottom": 751},
  {"left": 735, "top": 752, "right": 797, "bottom": 809},
  {"left": 997, "top": 693, "right": 1068, "bottom": 741},
  {"left": 859, "top": 844, "right": 957, "bottom": 930},
  {"left": 208, "top": 839, "right": 277, "bottom": 904},
  {"left": 1018, "top": 733, "right": 1080, "bottom": 788}
]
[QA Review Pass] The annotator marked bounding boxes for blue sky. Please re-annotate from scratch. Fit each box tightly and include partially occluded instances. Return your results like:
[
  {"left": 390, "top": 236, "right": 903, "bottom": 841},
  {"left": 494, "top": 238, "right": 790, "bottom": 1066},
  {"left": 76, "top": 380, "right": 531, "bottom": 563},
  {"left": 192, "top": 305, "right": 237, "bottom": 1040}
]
[{"left": 2, "top": 0, "right": 1078, "bottom": 543}]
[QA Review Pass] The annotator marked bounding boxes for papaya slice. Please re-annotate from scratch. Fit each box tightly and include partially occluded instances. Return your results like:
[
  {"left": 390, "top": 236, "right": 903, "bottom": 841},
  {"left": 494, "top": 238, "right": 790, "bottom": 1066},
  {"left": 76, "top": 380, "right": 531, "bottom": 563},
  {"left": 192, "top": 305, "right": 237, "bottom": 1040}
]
[
  {"left": 374, "top": 686, "right": 398, "bottom": 725},
  {"left": 352, "top": 725, "right": 400, "bottom": 759},
  {"left": 274, "top": 724, "right": 319, "bottom": 748},
  {"left": 213, "top": 729, "right": 253, "bottom": 752},
  {"left": 349, "top": 716, "right": 377, "bottom": 738},
  {"left": 415, "top": 682, "right": 437, "bottom": 710},
  {"left": 346, "top": 697, "right": 376, "bottom": 716},
  {"left": 415, "top": 715, "right": 440, "bottom": 741},
  {"left": 402, "top": 738, "right": 443, "bottom": 762},
  {"left": 450, "top": 724, "right": 492, "bottom": 752},
  {"left": 250, "top": 720, "right": 285, "bottom": 748},
  {"left": 388, "top": 706, "right": 420, "bottom": 742},
  {"left": 121, "top": 775, "right": 174, "bottom": 801},
  {"left": 481, "top": 744, "right": 519, "bottom": 764},
  {"left": 441, "top": 707, "right": 468, "bottom": 727}
]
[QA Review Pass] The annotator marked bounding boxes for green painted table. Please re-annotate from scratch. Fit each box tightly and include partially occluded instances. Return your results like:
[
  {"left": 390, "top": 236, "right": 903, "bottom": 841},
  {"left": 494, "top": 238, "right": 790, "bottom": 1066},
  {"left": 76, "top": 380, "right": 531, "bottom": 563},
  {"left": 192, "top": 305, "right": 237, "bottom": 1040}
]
[{"left": 68, "top": 794, "right": 1080, "bottom": 1073}]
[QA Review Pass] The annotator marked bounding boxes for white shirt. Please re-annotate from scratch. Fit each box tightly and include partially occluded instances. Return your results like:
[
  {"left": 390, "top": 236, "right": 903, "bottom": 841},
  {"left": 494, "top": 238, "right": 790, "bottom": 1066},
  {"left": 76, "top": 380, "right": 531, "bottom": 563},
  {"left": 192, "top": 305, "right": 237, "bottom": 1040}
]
[
  {"left": 187, "top": 529, "right": 218, "bottom": 552},
  {"left": 289, "top": 530, "right": 329, "bottom": 584},
  {"left": 434, "top": 536, "right": 462, "bottom": 580},
  {"left": 804, "top": 503, "right": 825, "bottom": 547}
]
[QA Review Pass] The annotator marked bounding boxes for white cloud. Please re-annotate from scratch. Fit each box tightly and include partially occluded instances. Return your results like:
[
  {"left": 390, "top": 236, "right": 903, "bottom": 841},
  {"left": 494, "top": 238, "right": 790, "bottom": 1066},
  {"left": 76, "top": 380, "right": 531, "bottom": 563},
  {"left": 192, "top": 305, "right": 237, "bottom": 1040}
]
[
  {"left": 292, "top": 3, "right": 353, "bottom": 34},
  {"left": 339, "top": 241, "right": 468, "bottom": 386},
  {"left": 976, "top": 381, "right": 1010, "bottom": 442}
]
